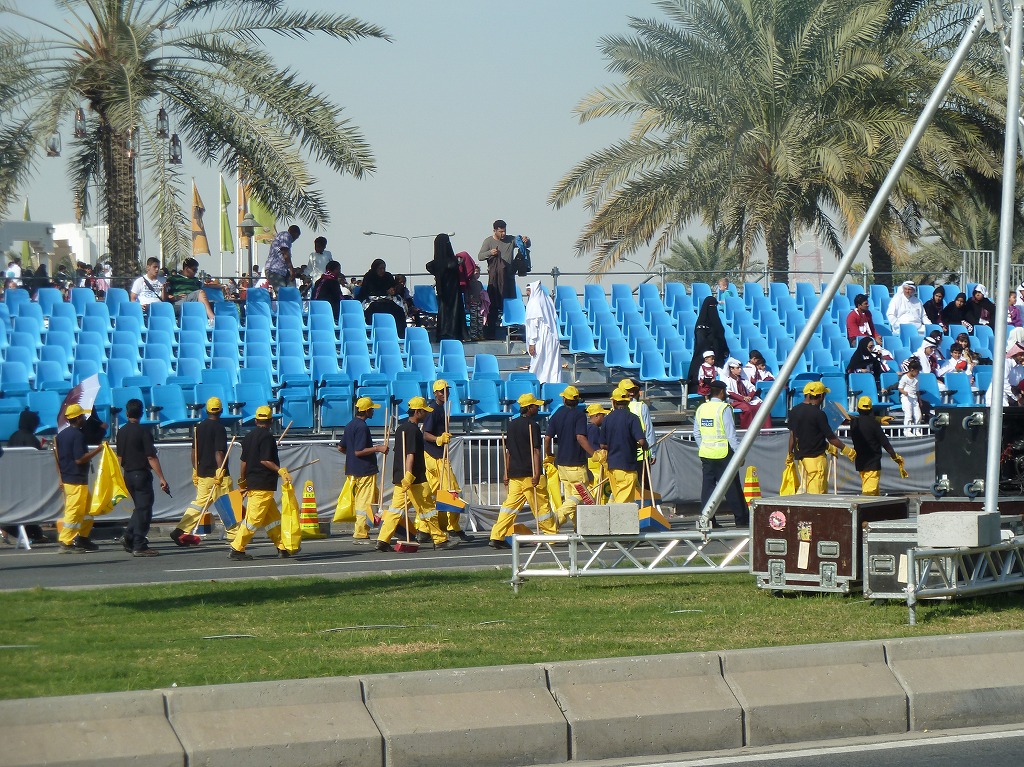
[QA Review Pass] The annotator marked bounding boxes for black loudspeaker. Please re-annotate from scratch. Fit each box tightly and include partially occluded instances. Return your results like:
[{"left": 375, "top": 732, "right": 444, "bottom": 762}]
[{"left": 932, "top": 406, "right": 1024, "bottom": 497}]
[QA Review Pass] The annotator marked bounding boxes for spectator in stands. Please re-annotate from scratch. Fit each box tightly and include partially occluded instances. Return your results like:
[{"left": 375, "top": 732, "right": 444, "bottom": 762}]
[
  {"left": 898, "top": 357, "right": 924, "bottom": 434},
  {"left": 265, "top": 224, "right": 300, "bottom": 290},
  {"left": 937, "top": 343, "right": 974, "bottom": 383},
  {"left": 307, "top": 236, "right": 337, "bottom": 283},
  {"left": 955, "top": 331, "right": 991, "bottom": 366},
  {"left": 1010, "top": 290, "right": 1022, "bottom": 329},
  {"left": 310, "top": 260, "right": 344, "bottom": 322},
  {"left": 5, "top": 256, "right": 21, "bottom": 286},
  {"left": 965, "top": 284, "right": 996, "bottom": 327},
  {"left": 942, "top": 292, "right": 973, "bottom": 332},
  {"left": 988, "top": 343, "right": 1024, "bottom": 405},
  {"left": 130, "top": 257, "right": 166, "bottom": 310},
  {"left": 1, "top": 410, "right": 52, "bottom": 545},
  {"left": 744, "top": 350, "right": 775, "bottom": 384},
  {"left": 694, "top": 349, "right": 721, "bottom": 397},
  {"left": 687, "top": 296, "right": 730, "bottom": 385},
  {"left": 93, "top": 262, "right": 111, "bottom": 294},
  {"left": 479, "top": 219, "right": 530, "bottom": 339},
  {"left": 846, "top": 293, "right": 881, "bottom": 345},
  {"left": 357, "top": 258, "right": 407, "bottom": 337},
  {"left": 393, "top": 274, "right": 421, "bottom": 327},
  {"left": 886, "top": 280, "right": 925, "bottom": 334},
  {"left": 847, "top": 337, "right": 886, "bottom": 386},
  {"left": 163, "top": 257, "right": 216, "bottom": 326},
  {"left": 428, "top": 233, "right": 466, "bottom": 341},
  {"left": 724, "top": 358, "right": 770, "bottom": 429},
  {"left": 525, "top": 281, "right": 562, "bottom": 384},
  {"left": 464, "top": 264, "right": 488, "bottom": 341},
  {"left": 923, "top": 285, "right": 946, "bottom": 329},
  {"left": 914, "top": 331, "right": 944, "bottom": 375},
  {"left": 715, "top": 277, "right": 735, "bottom": 307}
]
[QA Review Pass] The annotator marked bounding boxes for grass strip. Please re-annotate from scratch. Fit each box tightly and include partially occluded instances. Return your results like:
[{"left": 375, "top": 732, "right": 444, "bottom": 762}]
[{"left": 1, "top": 570, "right": 1022, "bottom": 700}]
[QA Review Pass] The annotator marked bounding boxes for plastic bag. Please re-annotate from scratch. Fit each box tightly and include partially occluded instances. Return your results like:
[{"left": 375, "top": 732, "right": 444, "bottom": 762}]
[
  {"left": 333, "top": 477, "right": 355, "bottom": 522},
  {"left": 779, "top": 460, "right": 798, "bottom": 496},
  {"left": 279, "top": 480, "right": 302, "bottom": 553}
]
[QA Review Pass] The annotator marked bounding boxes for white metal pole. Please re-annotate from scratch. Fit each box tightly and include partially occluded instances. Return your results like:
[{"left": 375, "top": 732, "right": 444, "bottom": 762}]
[
  {"left": 698, "top": 10, "right": 988, "bottom": 528},
  {"left": 985, "top": 2, "right": 1024, "bottom": 513}
]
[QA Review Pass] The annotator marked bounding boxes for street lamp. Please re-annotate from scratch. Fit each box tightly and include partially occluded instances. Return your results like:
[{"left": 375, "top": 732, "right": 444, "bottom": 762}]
[{"left": 362, "top": 230, "right": 454, "bottom": 275}]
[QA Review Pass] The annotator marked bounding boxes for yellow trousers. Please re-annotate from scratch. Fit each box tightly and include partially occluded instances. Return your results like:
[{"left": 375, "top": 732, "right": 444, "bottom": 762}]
[
  {"left": 588, "top": 459, "right": 610, "bottom": 503},
  {"left": 860, "top": 470, "right": 881, "bottom": 496},
  {"left": 554, "top": 465, "right": 588, "bottom": 526},
  {"left": 179, "top": 475, "right": 232, "bottom": 533},
  {"left": 378, "top": 483, "right": 445, "bottom": 545},
  {"left": 231, "top": 489, "right": 282, "bottom": 552},
  {"left": 59, "top": 484, "right": 92, "bottom": 545},
  {"left": 798, "top": 455, "right": 828, "bottom": 494},
  {"left": 608, "top": 468, "right": 639, "bottom": 504},
  {"left": 351, "top": 475, "right": 378, "bottom": 539},
  {"left": 425, "top": 453, "right": 462, "bottom": 533},
  {"left": 490, "top": 476, "right": 556, "bottom": 539}
]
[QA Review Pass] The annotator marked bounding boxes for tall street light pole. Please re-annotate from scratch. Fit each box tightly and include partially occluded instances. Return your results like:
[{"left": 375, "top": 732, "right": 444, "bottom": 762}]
[{"left": 362, "top": 230, "right": 454, "bottom": 276}]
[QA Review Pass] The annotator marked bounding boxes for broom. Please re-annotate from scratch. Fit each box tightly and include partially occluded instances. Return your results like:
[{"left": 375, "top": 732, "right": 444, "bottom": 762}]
[
  {"left": 394, "top": 430, "right": 419, "bottom": 553},
  {"left": 375, "top": 404, "right": 391, "bottom": 527},
  {"left": 529, "top": 422, "right": 541, "bottom": 533}
]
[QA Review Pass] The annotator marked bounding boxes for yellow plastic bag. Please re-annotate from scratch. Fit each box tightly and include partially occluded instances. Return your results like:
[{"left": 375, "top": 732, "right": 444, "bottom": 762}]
[
  {"left": 333, "top": 477, "right": 355, "bottom": 522},
  {"left": 89, "top": 443, "right": 129, "bottom": 516},
  {"left": 779, "top": 460, "right": 798, "bottom": 496},
  {"left": 544, "top": 461, "right": 562, "bottom": 510},
  {"left": 279, "top": 481, "right": 302, "bottom": 553}
]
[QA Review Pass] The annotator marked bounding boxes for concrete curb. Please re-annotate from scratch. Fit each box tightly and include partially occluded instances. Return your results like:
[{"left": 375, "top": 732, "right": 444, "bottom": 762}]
[{"left": 5, "top": 631, "right": 1024, "bottom": 766}]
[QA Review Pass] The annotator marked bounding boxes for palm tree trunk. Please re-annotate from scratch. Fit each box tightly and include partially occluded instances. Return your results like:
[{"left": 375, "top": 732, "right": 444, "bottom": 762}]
[
  {"left": 767, "top": 227, "right": 790, "bottom": 284},
  {"left": 100, "top": 120, "right": 140, "bottom": 282},
  {"left": 868, "top": 232, "right": 893, "bottom": 289}
]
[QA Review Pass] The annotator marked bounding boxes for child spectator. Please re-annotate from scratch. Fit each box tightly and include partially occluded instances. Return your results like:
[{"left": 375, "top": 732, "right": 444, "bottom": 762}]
[{"left": 898, "top": 357, "right": 923, "bottom": 436}]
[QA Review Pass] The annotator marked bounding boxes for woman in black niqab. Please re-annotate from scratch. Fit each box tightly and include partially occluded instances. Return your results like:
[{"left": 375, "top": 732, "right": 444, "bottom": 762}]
[
  {"left": 428, "top": 233, "right": 466, "bottom": 341},
  {"left": 687, "top": 296, "right": 730, "bottom": 383}
]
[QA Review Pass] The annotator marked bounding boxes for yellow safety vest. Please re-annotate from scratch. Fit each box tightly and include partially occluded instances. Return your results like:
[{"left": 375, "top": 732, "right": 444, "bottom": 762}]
[{"left": 696, "top": 400, "right": 730, "bottom": 459}]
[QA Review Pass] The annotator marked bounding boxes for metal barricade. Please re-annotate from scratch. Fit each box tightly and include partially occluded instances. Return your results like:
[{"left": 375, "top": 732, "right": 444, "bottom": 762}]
[{"left": 509, "top": 530, "right": 751, "bottom": 592}]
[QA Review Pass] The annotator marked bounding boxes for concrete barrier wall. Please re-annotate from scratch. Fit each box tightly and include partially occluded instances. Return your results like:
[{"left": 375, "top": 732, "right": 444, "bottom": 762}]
[{"left": 5, "top": 631, "right": 1024, "bottom": 767}]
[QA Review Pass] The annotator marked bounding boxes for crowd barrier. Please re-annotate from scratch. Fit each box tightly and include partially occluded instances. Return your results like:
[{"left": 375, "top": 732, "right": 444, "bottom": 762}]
[
  {"left": 0, "top": 431, "right": 935, "bottom": 526},
  {"left": 2, "top": 631, "right": 1023, "bottom": 766}
]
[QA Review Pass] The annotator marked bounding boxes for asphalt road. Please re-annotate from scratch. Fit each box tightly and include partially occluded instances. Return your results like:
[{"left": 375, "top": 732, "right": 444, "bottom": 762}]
[{"left": 0, "top": 526, "right": 523, "bottom": 590}]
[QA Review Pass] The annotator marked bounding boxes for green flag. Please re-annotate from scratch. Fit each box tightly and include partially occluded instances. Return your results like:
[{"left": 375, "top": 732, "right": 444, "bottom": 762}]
[
  {"left": 219, "top": 175, "right": 233, "bottom": 253},
  {"left": 246, "top": 186, "right": 276, "bottom": 244},
  {"left": 21, "top": 199, "right": 31, "bottom": 265}
]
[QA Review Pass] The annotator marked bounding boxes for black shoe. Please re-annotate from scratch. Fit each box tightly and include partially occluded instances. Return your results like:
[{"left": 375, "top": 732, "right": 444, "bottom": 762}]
[
  {"left": 228, "top": 549, "right": 253, "bottom": 561},
  {"left": 170, "top": 528, "right": 187, "bottom": 547},
  {"left": 453, "top": 530, "right": 475, "bottom": 542},
  {"left": 278, "top": 548, "right": 293, "bottom": 558},
  {"left": 122, "top": 537, "right": 134, "bottom": 553},
  {"left": 488, "top": 539, "right": 512, "bottom": 550},
  {"left": 375, "top": 540, "right": 393, "bottom": 552},
  {"left": 74, "top": 536, "right": 99, "bottom": 552},
  {"left": 435, "top": 539, "right": 461, "bottom": 550},
  {"left": 132, "top": 548, "right": 159, "bottom": 557},
  {"left": 59, "top": 542, "right": 84, "bottom": 554},
  {"left": 416, "top": 532, "right": 432, "bottom": 544}
]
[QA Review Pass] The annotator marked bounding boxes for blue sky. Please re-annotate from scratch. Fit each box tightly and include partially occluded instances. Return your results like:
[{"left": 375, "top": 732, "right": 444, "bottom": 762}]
[{"left": 5, "top": 0, "right": 668, "bottom": 283}]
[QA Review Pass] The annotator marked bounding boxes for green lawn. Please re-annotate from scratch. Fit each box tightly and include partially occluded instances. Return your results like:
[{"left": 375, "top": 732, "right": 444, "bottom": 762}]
[{"left": 2, "top": 570, "right": 1022, "bottom": 700}]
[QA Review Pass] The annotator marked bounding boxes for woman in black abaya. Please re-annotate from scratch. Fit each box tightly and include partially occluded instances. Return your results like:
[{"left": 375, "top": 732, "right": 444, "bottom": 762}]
[
  {"left": 428, "top": 233, "right": 466, "bottom": 341},
  {"left": 687, "top": 295, "right": 731, "bottom": 383},
  {"left": 356, "top": 259, "right": 408, "bottom": 337}
]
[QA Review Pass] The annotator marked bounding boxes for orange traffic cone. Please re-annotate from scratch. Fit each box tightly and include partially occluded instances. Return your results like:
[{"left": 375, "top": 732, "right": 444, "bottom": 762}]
[
  {"left": 300, "top": 480, "right": 326, "bottom": 539},
  {"left": 743, "top": 466, "right": 762, "bottom": 507}
]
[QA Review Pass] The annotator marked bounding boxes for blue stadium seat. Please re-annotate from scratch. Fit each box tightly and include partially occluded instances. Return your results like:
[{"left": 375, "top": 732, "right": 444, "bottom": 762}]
[
  {"left": 150, "top": 384, "right": 202, "bottom": 432},
  {"left": 941, "top": 372, "right": 974, "bottom": 406},
  {"left": 466, "top": 379, "right": 513, "bottom": 427},
  {"left": 471, "top": 353, "right": 501, "bottom": 380},
  {"left": 413, "top": 284, "right": 439, "bottom": 314},
  {"left": 501, "top": 292, "right": 527, "bottom": 352},
  {"left": 663, "top": 282, "right": 688, "bottom": 313},
  {"left": 0, "top": 400, "right": 24, "bottom": 441},
  {"left": 233, "top": 382, "right": 271, "bottom": 426},
  {"left": 69, "top": 287, "right": 95, "bottom": 316}
]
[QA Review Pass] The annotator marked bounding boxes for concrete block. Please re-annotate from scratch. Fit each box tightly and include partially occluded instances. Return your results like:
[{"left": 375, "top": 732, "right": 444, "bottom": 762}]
[
  {"left": 722, "top": 640, "right": 907, "bottom": 746},
  {"left": 608, "top": 503, "right": 640, "bottom": 535},
  {"left": 546, "top": 653, "right": 742, "bottom": 760},
  {"left": 166, "top": 677, "right": 382, "bottom": 767},
  {"left": 884, "top": 630, "right": 1024, "bottom": 731},
  {"left": 0, "top": 690, "right": 183, "bottom": 767},
  {"left": 362, "top": 664, "right": 567, "bottom": 767},
  {"left": 577, "top": 504, "right": 609, "bottom": 536},
  {"left": 918, "top": 510, "right": 1001, "bottom": 547}
]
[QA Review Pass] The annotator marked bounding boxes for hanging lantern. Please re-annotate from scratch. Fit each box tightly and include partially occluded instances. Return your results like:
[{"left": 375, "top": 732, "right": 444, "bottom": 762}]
[
  {"left": 156, "top": 106, "right": 169, "bottom": 139},
  {"left": 45, "top": 132, "right": 61, "bottom": 157},
  {"left": 127, "top": 126, "right": 140, "bottom": 158},
  {"left": 169, "top": 133, "right": 183, "bottom": 164},
  {"left": 73, "top": 107, "right": 87, "bottom": 138}
]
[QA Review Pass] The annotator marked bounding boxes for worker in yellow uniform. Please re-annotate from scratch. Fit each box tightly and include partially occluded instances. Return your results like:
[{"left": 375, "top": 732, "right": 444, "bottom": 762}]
[
  {"left": 600, "top": 388, "right": 647, "bottom": 503},
  {"left": 172, "top": 396, "right": 231, "bottom": 547},
  {"left": 56, "top": 404, "right": 104, "bottom": 552},
  {"left": 694, "top": 380, "right": 748, "bottom": 528},
  {"left": 543, "top": 385, "right": 599, "bottom": 527},
  {"left": 489, "top": 393, "right": 557, "bottom": 549},
  {"left": 786, "top": 381, "right": 855, "bottom": 494},
  {"left": 231, "top": 405, "right": 292, "bottom": 560},
  {"left": 848, "top": 395, "right": 905, "bottom": 495},
  {"left": 422, "top": 379, "right": 472, "bottom": 541}
]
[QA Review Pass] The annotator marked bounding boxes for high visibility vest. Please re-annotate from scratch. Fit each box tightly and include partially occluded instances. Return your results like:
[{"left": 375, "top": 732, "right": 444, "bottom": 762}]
[{"left": 696, "top": 400, "right": 730, "bottom": 459}]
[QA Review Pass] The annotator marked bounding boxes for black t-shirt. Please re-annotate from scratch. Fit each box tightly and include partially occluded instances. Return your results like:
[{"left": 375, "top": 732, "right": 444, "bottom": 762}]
[
  {"left": 116, "top": 421, "right": 157, "bottom": 473},
  {"left": 788, "top": 402, "right": 835, "bottom": 459},
  {"left": 195, "top": 418, "right": 229, "bottom": 477},
  {"left": 602, "top": 407, "right": 644, "bottom": 471},
  {"left": 393, "top": 421, "right": 426, "bottom": 484},
  {"left": 241, "top": 426, "right": 279, "bottom": 491},
  {"left": 341, "top": 417, "right": 378, "bottom": 476},
  {"left": 587, "top": 423, "right": 604, "bottom": 453},
  {"left": 7, "top": 430, "right": 41, "bottom": 448},
  {"left": 545, "top": 405, "right": 588, "bottom": 466},
  {"left": 849, "top": 415, "right": 892, "bottom": 472},
  {"left": 422, "top": 406, "right": 447, "bottom": 459},
  {"left": 56, "top": 426, "right": 89, "bottom": 485},
  {"left": 506, "top": 415, "right": 540, "bottom": 479}
]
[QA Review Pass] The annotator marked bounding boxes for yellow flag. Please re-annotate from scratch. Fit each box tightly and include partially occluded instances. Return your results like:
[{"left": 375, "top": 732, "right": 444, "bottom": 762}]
[
  {"left": 280, "top": 481, "right": 302, "bottom": 552},
  {"left": 191, "top": 180, "right": 210, "bottom": 256},
  {"left": 89, "top": 444, "right": 129, "bottom": 517}
]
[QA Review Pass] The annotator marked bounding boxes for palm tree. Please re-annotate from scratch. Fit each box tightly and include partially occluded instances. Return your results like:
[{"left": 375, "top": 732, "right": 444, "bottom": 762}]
[
  {"left": 0, "top": 1, "right": 387, "bottom": 277},
  {"left": 662, "top": 233, "right": 753, "bottom": 284},
  {"left": 549, "top": 0, "right": 1003, "bottom": 284}
]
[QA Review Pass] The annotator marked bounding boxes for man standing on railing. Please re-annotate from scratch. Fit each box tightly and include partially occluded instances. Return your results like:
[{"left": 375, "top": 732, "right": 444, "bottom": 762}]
[
  {"left": 544, "top": 385, "right": 599, "bottom": 528},
  {"left": 265, "top": 224, "right": 301, "bottom": 291}
]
